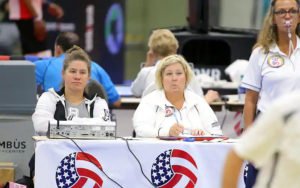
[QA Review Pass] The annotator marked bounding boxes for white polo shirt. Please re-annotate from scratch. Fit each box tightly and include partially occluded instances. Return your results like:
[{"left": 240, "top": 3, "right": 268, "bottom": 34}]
[
  {"left": 131, "top": 60, "right": 204, "bottom": 97},
  {"left": 241, "top": 37, "right": 300, "bottom": 112}
]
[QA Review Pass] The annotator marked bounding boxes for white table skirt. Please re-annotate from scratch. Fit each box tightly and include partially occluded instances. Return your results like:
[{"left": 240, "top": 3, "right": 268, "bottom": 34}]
[{"left": 35, "top": 138, "right": 244, "bottom": 188}]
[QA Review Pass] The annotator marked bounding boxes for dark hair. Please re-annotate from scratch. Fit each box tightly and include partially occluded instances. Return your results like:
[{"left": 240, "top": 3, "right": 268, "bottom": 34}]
[{"left": 55, "top": 32, "right": 80, "bottom": 52}]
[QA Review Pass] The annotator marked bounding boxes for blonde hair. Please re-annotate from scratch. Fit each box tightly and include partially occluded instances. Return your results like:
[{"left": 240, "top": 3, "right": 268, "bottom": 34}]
[
  {"left": 254, "top": 0, "right": 300, "bottom": 53},
  {"left": 148, "top": 29, "right": 179, "bottom": 57},
  {"left": 155, "top": 54, "right": 194, "bottom": 89}
]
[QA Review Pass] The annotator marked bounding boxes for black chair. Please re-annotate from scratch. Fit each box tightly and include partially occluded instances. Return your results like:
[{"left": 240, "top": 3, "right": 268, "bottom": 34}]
[{"left": 85, "top": 79, "right": 108, "bottom": 103}]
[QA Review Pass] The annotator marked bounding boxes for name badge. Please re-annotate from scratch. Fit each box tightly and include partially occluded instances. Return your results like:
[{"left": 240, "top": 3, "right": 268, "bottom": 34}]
[
  {"left": 267, "top": 55, "right": 284, "bottom": 68},
  {"left": 165, "top": 105, "right": 174, "bottom": 117}
]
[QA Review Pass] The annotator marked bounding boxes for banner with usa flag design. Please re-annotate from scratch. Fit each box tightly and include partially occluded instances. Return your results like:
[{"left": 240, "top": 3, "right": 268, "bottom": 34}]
[{"left": 35, "top": 139, "right": 244, "bottom": 187}]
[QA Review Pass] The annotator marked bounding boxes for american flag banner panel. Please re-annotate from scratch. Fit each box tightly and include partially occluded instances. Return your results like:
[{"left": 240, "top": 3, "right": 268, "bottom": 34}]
[{"left": 35, "top": 139, "right": 244, "bottom": 188}]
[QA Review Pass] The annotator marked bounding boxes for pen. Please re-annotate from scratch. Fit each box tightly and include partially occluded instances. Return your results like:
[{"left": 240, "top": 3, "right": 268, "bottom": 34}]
[
  {"left": 172, "top": 111, "right": 179, "bottom": 124},
  {"left": 183, "top": 137, "right": 195, "bottom": 142}
]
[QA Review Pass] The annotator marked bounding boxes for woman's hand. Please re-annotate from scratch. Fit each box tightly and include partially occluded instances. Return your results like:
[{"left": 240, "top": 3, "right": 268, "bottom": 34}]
[
  {"left": 144, "top": 50, "right": 156, "bottom": 67},
  {"left": 169, "top": 124, "right": 184, "bottom": 136},
  {"left": 190, "top": 129, "right": 205, "bottom": 136},
  {"left": 48, "top": 2, "right": 64, "bottom": 19},
  {"left": 204, "top": 90, "right": 220, "bottom": 103}
]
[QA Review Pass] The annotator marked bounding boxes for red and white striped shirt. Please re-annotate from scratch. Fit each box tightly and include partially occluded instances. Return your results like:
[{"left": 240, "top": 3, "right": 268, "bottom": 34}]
[{"left": 9, "top": 0, "right": 42, "bottom": 20}]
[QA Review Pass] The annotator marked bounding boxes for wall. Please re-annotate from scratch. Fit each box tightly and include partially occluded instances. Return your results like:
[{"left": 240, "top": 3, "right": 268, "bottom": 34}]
[
  {"left": 125, "top": 0, "right": 187, "bottom": 82},
  {"left": 124, "top": 0, "right": 261, "bottom": 82},
  {"left": 219, "top": 0, "right": 254, "bottom": 29}
]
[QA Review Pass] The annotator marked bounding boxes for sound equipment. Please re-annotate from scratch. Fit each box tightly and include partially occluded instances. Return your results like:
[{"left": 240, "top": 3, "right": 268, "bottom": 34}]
[{"left": 48, "top": 120, "right": 116, "bottom": 139}]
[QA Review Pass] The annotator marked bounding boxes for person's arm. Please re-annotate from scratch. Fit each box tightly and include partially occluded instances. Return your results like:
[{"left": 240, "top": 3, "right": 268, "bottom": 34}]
[
  {"left": 241, "top": 48, "right": 264, "bottom": 129},
  {"left": 169, "top": 123, "right": 184, "bottom": 136},
  {"left": 111, "top": 99, "right": 121, "bottom": 108},
  {"left": 131, "top": 68, "right": 149, "bottom": 97},
  {"left": 92, "top": 97, "right": 111, "bottom": 120},
  {"left": 243, "top": 89, "right": 259, "bottom": 129},
  {"left": 194, "top": 93, "right": 222, "bottom": 135},
  {"left": 32, "top": 59, "right": 50, "bottom": 90},
  {"left": 222, "top": 150, "right": 244, "bottom": 188},
  {"left": 133, "top": 100, "right": 157, "bottom": 137},
  {"left": 143, "top": 50, "right": 157, "bottom": 67},
  {"left": 204, "top": 90, "right": 220, "bottom": 104},
  {"left": 45, "top": 1, "right": 64, "bottom": 19},
  {"left": 32, "top": 92, "right": 56, "bottom": 135},
  {"left": 133, "top": 98, "right": 171, "bottom": 137},
  {"left": 23, "top": 0, "right": 38, "bottom": 18}
]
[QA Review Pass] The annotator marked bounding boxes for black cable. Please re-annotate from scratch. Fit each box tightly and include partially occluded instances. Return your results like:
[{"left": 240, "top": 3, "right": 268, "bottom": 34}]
[
  {"left": 116, "top": 136, "right": 155, "bottom": 187},
  {"left": 58, "top": 133, "right": 124, "bottom": 188}
]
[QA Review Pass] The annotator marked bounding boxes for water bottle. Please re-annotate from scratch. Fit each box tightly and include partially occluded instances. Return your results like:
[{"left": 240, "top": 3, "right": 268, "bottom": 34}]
[
  {"left": 238, "top": 75, "right": 246, "bottom": 102},
  {"left": 238, "top": 85, "right": 246, "bottom": 102}
]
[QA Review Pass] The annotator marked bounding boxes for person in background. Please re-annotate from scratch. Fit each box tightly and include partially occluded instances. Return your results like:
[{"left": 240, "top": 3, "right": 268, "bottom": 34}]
[
  {"left": 222, "top": 92, "right": 300, "bottom": 188},
  {"left": 0, "top": 0, "right": 19, "bottom": 55},
  {"left": 32, "top": 45, "right": 111, "bottom": 135},
  {"left": 241, "top": 0, "right": 300, "bottom": 186},
  {"left": 133, "top": 54, "right": 222, "bottom": 137},
  {"left": 131, "top": 29, "right": 219, "bottom": 103},
  {"left": 33, "top": 32, "right": 121, "bottom": 108},
  {"left": 8, "top": 0, "right": 63, "bottom": 56}
]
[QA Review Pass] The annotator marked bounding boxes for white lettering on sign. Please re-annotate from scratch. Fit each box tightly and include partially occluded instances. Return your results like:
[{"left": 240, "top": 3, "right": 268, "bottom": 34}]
[{"left": 194, "top": 68, "right": 222, "bottom": 81}]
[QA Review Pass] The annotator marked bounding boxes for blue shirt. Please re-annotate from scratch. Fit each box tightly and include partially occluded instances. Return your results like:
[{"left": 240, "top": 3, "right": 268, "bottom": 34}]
[{"left": 33, "top": 54, "right": 120, "bottom": 105}]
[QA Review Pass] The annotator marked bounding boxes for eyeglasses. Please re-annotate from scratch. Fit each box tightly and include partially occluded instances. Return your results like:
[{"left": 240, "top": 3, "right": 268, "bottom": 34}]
[{"left": 273, "top": 9, "right": 299, "bottom": 17}]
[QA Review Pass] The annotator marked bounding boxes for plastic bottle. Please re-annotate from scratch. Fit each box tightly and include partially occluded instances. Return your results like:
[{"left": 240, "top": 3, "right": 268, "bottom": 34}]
[{"left": 238, "top": 75, "right": 246, "bottom": 102}]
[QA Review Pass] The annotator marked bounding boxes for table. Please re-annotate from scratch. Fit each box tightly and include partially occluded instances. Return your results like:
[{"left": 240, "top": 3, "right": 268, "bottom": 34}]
[
  {"left": 120, "top": 97, "right": 245, "bottom": 112},
  {"left": 116, "top": 85, "right": 244, "bottom": 112},
  {"left": 116, "top": 83, "right": 238, "bottom": 97},
  {"left": 225, "top": 101, "right": 244, "bottom": 112},
  {"left": 34, "top": 138, "right": 244, "bottom": 188},
  {"left": 120, "top": 97, "right": 224, "bottom": 111}
]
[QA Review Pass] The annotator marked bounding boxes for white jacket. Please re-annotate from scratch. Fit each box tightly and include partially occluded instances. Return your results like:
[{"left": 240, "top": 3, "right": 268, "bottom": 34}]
[
  {"left": 133, "top": 89, "right": 222, "bottom": 137},
  {"left": 32, "top": 88, "right": 109, "bottom": 135}
]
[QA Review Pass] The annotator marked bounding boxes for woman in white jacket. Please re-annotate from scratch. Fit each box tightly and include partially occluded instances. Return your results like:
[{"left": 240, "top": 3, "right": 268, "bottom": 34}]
[
  {"left": 32, "top": 46, "right": 110, "bottom": 136},
  {"left": 133, "top": 54, "right": 222, "bottom": 137}
]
